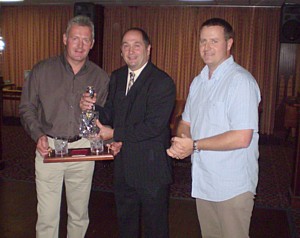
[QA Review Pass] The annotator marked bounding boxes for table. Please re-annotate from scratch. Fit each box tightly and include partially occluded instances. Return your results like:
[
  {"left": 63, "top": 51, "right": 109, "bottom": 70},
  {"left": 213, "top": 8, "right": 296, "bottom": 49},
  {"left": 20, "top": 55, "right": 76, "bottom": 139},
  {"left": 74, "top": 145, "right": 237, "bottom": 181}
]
[
  {"left": 2, "top": 81, "right": 21, "bottom": 100},
  {"left": 2, "top": 88, "right": 22, "bottom": 101}
]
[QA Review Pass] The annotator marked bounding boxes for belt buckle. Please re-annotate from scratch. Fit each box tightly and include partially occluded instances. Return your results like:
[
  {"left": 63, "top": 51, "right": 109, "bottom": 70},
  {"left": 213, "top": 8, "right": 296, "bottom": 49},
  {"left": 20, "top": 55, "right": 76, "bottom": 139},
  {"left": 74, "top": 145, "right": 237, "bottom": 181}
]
[{"left": 68, "top": 135, "right": 80, "bottom": 143}]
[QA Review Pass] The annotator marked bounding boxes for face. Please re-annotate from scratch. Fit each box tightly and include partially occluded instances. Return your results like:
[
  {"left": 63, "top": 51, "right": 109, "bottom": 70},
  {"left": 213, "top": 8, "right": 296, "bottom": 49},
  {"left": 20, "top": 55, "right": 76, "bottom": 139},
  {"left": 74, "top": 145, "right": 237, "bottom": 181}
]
[
  {"left": 199, "top": 25, "right": 233, "bottom": 73},
  {"left": 121, "top": 30, "right": 151, "bottom": 71},
  {"left": 63, "top": 24, "right": 94, "bottom": 65}
]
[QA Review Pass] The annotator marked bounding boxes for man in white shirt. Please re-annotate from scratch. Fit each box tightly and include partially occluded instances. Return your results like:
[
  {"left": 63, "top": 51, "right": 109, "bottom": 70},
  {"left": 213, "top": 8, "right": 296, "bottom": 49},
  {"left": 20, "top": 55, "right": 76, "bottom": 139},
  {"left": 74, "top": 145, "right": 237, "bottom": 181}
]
[{"left": 167, "top": 18, "right": 261, "bottom": 238}]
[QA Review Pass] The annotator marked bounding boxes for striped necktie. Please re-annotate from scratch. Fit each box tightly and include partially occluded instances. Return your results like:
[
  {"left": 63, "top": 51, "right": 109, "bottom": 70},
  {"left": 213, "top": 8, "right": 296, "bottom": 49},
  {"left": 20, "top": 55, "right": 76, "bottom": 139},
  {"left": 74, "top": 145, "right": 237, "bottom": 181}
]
[{"left": 127, "top": 72, "right": 135, "bottom": 93}]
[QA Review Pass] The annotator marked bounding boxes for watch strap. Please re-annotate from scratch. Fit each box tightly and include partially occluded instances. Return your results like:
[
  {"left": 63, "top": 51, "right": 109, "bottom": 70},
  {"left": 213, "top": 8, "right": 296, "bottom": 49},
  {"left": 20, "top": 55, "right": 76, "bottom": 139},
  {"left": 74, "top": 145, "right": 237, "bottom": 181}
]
[{"left": 193, "top": 140, "right": 198, "bottom": 151}]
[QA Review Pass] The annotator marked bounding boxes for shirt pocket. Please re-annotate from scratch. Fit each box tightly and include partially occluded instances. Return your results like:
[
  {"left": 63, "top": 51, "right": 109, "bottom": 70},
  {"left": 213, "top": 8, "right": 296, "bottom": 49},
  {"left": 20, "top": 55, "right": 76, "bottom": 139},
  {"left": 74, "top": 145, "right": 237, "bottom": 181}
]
[{"left": 207, "top": 101, "right": 227, "bottom": 128}]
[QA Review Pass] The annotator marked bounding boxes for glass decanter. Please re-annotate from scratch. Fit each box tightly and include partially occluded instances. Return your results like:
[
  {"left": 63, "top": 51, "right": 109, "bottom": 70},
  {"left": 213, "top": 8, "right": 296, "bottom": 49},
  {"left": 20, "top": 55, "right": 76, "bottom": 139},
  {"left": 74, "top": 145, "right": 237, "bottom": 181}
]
[{"left": 79, "top": 86, "right": 99, "bottom": 138}]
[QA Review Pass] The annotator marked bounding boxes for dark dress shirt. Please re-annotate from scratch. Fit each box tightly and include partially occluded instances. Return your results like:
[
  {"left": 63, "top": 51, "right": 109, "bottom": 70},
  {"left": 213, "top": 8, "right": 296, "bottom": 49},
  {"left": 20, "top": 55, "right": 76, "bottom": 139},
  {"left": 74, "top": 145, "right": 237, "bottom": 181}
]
[{"left": 19, "top": 53, "right": 109, "bottom": 142}]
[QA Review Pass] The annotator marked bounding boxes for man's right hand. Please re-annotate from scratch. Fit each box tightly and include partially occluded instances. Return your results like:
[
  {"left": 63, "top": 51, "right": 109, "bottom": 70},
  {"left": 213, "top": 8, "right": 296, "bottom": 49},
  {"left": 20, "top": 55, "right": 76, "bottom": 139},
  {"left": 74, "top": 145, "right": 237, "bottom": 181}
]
[
  {"left": 37, "top": 135, "right": 50, "bottom": 157},
  {"left": 107, "top": 142, "right": 123, "bottom": 156},
  {"left": 80, "top": 92, "right": 97, "bottom": 111}
]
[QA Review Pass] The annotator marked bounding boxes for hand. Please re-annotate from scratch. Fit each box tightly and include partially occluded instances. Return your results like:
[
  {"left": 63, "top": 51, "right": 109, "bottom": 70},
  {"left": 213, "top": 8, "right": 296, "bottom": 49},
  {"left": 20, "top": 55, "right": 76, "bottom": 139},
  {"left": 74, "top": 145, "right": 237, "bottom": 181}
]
[
  {"left": 80, "top": 92, "right": 97, "bottom": 111},
  {"left": 37, "top": 135, "right": 50, "bottom": 157},
  {"left": 107, "top": 142, "right": 122, "bottom": 156},
  {"left": 167, "top": 134, "right": 193, "bottom": 160},
  {"left": 96, "top": 120, "right": 114, "bottom": 141}
]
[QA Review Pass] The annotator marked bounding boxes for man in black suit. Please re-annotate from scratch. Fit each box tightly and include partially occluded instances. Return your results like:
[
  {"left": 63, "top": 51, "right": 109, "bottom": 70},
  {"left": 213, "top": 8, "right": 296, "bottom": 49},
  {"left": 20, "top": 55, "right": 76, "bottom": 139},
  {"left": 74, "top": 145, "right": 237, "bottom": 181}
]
[{"left": 80, "top": 28, "right": 176, "bottom": 238}]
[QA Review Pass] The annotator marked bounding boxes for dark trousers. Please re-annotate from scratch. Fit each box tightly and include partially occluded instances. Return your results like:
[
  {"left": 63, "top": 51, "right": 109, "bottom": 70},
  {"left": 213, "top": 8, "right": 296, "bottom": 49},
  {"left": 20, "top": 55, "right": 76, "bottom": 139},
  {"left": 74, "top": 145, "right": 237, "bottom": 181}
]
[{"left": 114, "top": 175, "right": 169, "bottom": 238}]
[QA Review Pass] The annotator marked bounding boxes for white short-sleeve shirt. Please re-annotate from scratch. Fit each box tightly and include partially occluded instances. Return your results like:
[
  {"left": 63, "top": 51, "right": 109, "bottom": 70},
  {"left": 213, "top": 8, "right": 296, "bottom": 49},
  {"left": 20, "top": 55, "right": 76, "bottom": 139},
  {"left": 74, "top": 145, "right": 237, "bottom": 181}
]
[{"left": 182, "top": 56, "right": 261, "bottom": 201}]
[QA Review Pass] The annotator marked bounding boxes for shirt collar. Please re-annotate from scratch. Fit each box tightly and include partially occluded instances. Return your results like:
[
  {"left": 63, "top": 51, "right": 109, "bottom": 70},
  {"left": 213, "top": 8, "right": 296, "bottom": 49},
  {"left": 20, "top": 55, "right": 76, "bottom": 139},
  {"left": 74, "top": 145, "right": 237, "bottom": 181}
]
[
  {"left": 201, "top": 55, "right": 234, "bottom": 81},
  {"left": 128, "top": 61, "right": 148, "bottom": 80},
  {"left": 61, "top": 51, "right": 90, "bottom": 75}
]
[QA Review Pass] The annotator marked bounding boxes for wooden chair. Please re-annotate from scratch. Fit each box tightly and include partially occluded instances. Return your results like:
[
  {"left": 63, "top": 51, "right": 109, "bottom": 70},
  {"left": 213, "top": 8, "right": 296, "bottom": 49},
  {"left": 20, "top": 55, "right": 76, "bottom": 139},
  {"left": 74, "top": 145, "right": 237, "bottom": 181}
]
[{"left": 284, "top": 98, "right": 298, "bottom": 139}]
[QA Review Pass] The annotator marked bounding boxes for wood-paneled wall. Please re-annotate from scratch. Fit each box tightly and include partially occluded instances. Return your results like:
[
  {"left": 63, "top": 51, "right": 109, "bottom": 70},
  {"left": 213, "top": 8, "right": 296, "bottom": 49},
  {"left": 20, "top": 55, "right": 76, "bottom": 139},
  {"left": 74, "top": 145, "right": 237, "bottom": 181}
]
[{"left": 0, "top": 5, "right": 299, "bottom": 135}]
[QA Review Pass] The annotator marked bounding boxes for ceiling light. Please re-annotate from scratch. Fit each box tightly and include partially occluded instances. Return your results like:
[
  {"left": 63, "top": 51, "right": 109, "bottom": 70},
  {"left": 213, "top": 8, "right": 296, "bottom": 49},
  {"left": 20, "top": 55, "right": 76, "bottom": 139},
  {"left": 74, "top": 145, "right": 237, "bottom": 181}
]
[
  {"left": 179, "top": 0, "right": 214, "bottom": 1},
  {"left": 0, "top": 0, "right": 24, "bottom": 2},
  {"left": 0, "top": 37, "right": 5, "bottom": 52}
]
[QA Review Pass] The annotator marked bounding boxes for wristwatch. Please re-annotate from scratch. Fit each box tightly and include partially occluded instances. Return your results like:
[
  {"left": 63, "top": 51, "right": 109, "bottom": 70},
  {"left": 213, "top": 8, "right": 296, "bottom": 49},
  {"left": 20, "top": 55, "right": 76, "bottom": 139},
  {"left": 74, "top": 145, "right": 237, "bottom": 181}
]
[{"left": 193, "top": 140, "right": 198, "bottom": 151}]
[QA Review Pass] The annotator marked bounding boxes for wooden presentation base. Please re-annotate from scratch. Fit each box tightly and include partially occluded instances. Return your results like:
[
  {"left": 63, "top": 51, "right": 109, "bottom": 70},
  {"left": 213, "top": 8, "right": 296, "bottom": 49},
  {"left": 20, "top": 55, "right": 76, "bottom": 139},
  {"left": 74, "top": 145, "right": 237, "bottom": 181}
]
[{"left": 44, "top": 147, "right": 113, "bottom": 163}]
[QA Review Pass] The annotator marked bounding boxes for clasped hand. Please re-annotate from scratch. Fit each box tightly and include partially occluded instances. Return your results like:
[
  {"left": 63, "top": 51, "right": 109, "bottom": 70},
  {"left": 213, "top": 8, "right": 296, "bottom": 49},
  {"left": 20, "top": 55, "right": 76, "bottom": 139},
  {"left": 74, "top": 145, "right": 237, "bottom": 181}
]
[{"left": 167, "top": 134, "right": 194, "bottom": 160}]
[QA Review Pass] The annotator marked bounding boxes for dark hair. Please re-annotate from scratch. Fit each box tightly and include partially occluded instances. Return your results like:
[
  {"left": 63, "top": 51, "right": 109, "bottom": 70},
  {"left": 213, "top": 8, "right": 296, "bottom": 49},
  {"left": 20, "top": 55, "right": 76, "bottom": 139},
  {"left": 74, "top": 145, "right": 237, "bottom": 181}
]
[
  {"left": 121, "top": 27, "right": 151, "bottom": 47},
  {"left": 200, "top": 18, "right": 234, "bottom": 40},
  {"left": 65, "top": 15, "right": 95, "bottom": 40}
]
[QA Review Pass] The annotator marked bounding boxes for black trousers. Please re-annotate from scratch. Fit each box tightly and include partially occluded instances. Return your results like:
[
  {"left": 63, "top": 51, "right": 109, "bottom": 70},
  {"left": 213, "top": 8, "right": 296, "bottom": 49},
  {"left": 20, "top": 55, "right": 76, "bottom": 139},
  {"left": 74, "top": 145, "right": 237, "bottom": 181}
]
[{"left": 114, "top": 175, "right": 169, "bottom": 238}]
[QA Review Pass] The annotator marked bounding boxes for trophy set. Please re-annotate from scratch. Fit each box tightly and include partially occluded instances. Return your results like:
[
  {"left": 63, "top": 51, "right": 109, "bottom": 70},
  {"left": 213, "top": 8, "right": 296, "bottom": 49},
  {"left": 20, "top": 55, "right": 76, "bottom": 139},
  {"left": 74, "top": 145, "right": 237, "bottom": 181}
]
[{"left": 79, "top": 86, "right": 100, "bottom": 138}]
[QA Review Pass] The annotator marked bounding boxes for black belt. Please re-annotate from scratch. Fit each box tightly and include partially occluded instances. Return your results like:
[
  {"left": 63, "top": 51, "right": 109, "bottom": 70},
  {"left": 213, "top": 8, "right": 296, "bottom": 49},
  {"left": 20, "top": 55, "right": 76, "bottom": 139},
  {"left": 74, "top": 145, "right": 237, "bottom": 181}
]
[{"left": 47, "top": 135, "right": 82, "bottom": 143}]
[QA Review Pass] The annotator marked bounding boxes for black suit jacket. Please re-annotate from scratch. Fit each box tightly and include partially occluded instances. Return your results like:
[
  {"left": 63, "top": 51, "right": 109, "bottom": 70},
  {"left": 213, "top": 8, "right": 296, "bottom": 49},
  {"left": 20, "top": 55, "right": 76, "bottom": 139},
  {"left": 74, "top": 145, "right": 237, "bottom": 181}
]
[{"left": 97, "top": 62, "right": 176, "bottom": 190}]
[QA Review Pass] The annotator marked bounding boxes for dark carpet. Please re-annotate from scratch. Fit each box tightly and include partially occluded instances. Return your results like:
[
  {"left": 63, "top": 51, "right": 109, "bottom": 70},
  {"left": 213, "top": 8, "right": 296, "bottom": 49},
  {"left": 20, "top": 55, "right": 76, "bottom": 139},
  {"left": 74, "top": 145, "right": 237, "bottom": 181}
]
[
  {"left": 1, "top": 118, "right": 299, "bottom": 237},
  {"left": 1, "top": 120, "right": 192, "bottom": 198}
]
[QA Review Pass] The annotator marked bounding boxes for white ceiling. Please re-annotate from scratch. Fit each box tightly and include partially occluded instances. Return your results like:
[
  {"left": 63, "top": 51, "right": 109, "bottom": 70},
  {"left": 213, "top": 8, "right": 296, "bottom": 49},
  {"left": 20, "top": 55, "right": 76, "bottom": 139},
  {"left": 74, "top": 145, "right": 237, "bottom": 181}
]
[{"left": 0, "top": 0, "right": 299, "bottom": 7}]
